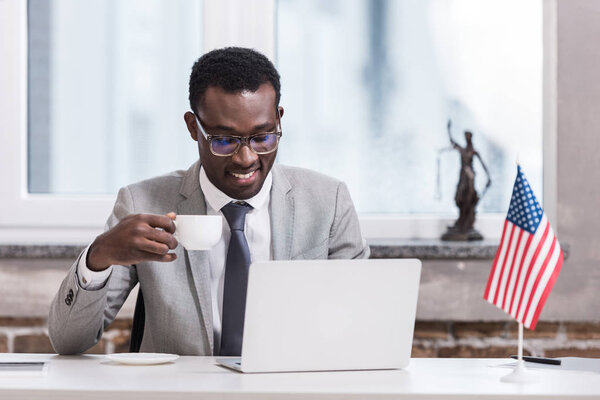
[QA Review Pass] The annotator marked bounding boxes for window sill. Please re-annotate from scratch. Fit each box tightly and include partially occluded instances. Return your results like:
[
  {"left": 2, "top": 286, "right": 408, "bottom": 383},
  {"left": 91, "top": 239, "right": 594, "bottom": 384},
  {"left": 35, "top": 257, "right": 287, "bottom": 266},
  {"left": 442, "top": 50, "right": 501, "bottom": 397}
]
[
  {"left": 0, "top": 240, "right": 569, "bottom": 260},
  {"left": 368, "top": 239, "right": 500, "bottom": 260},
  {"left": 369, "top": 239, "right": 569, "bottom": 260},
  {"left": 0, "top": 244, "right": 85, "bottom": 259}
]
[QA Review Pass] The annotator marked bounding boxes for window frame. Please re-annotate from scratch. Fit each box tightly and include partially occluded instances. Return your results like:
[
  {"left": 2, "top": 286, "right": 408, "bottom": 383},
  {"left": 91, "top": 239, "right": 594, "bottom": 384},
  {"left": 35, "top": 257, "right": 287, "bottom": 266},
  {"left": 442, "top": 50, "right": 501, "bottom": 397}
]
[{"left": 0, "top": 0, "right": 556, "bottom": 244}]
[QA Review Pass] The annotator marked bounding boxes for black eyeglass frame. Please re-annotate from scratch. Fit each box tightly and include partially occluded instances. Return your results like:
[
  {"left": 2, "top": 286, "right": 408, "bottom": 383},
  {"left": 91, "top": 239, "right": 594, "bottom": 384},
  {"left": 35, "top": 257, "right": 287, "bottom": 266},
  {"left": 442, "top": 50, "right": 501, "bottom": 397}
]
[{"left": 194, "top": 110, "right": 282, "bottom": 157}]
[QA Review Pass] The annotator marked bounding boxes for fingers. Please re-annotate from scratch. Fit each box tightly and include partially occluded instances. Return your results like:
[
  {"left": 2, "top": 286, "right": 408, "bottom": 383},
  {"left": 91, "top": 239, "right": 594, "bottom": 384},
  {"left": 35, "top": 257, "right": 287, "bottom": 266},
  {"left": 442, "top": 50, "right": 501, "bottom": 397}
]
[
  {"left": 144, "top": 226, "right": 178, "bottom": 250},
  {"left": 91, "top": 213, "right": 182, "bottom": 267},
  {"left": 136, "top": 235, "right": 174, "bottom": 256},
  {"left": 143, "top": 214, "right": 176, "bottom": 234},
  {"left": 132, "top": 237, "right": 177, "bottom": 263},
  {"left": 158, "top": 253, "right": 177, "bottom": 262},
  {"left": 134, "top": 249, "right": 177, "bottom": 263}
]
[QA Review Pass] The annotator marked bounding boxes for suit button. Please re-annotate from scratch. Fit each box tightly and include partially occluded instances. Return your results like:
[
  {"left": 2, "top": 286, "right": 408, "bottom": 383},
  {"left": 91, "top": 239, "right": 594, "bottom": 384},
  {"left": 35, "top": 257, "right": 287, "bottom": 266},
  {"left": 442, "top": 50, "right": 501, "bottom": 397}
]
[
  {"left": 65, "top": 297, "right": 72, "bottom": 306},
  {"left": 68, "top": 289, "right": 74, "bottom": 297}
]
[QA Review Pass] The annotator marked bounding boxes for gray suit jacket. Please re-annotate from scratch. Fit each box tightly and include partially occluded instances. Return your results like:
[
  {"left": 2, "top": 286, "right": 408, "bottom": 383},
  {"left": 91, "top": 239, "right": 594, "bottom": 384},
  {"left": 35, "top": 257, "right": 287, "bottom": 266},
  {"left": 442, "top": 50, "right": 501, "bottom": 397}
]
[{"left": 49, "top": 162, "right": 369, "bottom": 355}]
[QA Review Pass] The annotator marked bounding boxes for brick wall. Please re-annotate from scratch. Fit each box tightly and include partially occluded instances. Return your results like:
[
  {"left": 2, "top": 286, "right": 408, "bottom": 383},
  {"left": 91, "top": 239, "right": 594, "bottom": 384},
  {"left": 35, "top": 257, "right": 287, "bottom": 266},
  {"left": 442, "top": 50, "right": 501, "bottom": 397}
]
[
  {"left": 413, "top": 321, "right": 600, "bottom": 358},
  {"left": 0, "top": 317, "right": 131, "bottom": 354},
  {"left": 2, "top": 317, "right": 600, "bottom": 357}
]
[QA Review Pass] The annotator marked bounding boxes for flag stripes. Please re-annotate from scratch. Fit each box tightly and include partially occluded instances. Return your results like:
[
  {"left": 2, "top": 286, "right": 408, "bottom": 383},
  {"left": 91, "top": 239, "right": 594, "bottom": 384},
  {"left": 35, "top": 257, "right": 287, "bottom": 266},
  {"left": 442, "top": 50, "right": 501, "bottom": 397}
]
[
  {"left": 501, "top": 228, "right": 524, "bottom": 311},
  {"left": 514, "top": 220, "right": 550, "bottom": 321},
  {"left": 507, "top": 233, "right": 531, "bottom": 316},
  {"left": 530, "top": 249, "right": 564, "bottom": 327}
]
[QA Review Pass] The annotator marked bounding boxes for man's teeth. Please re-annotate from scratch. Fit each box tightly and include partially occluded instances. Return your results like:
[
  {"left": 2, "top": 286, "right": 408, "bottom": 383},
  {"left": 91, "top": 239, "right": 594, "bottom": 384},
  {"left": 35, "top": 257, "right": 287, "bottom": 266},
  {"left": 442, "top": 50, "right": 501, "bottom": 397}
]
[{"left": 231, "top": 170, "right": 256, "bottom": 179}]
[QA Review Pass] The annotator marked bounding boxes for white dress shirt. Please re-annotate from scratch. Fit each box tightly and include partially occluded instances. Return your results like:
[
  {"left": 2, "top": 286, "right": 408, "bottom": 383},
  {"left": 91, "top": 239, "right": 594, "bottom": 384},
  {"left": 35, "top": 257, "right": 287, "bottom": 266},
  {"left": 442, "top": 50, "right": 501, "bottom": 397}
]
[
  {"left": 77, "top": 166, "right": 273, "bottom": 353},
  {"left": 199, "top": 167, "right": 272, "bottom": 352}
]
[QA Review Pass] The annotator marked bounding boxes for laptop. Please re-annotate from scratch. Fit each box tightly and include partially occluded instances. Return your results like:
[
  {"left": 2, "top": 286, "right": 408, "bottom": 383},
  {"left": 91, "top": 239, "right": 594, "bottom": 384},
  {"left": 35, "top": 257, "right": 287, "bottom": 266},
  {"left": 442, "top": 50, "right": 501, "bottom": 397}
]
[{"left": 217, "top": 258, "right": 421, "bottom": 373}]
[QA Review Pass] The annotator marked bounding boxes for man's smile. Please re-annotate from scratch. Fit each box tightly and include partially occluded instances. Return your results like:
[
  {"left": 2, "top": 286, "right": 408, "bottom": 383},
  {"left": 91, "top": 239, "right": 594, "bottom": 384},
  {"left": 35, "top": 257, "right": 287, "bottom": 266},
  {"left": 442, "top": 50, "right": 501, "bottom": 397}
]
[
  {"left": 230, "top": 170, "right": 257, "bottom": 179},
  {"left": 228, "top": 168, "right": 259, "bottom": 185}
]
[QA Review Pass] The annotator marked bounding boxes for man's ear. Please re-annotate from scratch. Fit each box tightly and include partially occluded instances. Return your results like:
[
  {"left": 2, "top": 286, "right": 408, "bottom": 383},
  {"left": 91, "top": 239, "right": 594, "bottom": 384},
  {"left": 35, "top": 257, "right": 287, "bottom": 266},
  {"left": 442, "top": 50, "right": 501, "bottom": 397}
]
[
  {"left": 278, "top": 106, "right": 285, "bottom": 118},
  {"left": 184, "top": 111, "right": 198, "bottom": 142}
]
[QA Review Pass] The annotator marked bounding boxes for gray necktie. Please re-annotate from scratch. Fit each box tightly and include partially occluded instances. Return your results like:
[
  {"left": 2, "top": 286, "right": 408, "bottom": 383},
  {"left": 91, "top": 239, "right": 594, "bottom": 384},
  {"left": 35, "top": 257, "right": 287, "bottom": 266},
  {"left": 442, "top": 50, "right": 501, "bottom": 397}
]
[{"left": 219, "top": 201, "right": 253, "bottom": 356}]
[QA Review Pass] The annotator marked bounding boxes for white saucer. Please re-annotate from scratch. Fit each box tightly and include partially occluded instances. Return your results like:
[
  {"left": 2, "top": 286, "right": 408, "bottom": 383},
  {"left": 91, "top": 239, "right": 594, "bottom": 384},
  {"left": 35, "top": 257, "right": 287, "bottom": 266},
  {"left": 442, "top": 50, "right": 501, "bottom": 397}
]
[{"left": 106, "top": 353, "right": 179, "bottom": 365}]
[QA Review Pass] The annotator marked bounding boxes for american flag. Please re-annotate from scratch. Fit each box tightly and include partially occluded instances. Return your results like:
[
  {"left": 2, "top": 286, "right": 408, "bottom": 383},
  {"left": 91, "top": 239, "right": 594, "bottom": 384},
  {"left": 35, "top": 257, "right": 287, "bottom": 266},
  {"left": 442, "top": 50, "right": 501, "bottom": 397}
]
[{"left": 483, "top": 165, "right": 564, "bottom": 330}]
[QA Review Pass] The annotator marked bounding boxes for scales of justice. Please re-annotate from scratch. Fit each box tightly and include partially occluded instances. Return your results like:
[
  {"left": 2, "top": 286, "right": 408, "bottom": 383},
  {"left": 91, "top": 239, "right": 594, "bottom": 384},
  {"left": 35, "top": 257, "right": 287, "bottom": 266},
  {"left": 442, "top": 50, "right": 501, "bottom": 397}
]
[{"left": 438, "top": 120, "right": 491, "bottom": 241}]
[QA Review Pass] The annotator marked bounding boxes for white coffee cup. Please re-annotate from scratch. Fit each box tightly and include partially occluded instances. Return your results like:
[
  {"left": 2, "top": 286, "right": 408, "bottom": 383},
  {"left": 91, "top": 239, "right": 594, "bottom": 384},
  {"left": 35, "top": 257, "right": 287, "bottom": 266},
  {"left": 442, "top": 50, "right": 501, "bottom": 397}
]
[{"left": 174, "top": 215, "right": 222, "bottom": 250}]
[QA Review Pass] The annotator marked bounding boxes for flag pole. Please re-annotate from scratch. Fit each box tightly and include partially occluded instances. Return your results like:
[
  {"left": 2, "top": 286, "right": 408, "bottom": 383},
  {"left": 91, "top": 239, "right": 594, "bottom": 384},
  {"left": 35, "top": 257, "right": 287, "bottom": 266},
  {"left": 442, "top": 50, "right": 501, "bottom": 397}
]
[
  {"left": 500, "top": 321, "right": 538, "bottom": 383},
  {"left": 518, "top": 322, "right": 523, "bottom": 361}
]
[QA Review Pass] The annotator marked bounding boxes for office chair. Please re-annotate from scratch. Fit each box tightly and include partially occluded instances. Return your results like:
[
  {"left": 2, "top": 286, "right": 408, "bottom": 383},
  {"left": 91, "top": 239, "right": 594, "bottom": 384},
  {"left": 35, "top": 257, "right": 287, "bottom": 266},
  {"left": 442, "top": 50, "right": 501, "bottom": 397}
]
[{"left": 129, "top": 290, "right": 145, "bottom": 352}]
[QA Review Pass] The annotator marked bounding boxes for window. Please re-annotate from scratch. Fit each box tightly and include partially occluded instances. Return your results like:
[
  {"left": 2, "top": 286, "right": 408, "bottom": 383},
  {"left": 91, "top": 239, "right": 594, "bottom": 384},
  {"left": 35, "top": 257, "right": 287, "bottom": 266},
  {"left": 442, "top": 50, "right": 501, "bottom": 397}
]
[
  {"left": 0, "top": 0, "right": 276, "bottom": 243},
  {"left": 0, "top": 0, "right": 554, "bottom": 243},
  {"left": 28, "top": 0, "right": 202, "bottom": 194},
  {"left": 276, "top": 0, "right": 544, "bottom": 236}
]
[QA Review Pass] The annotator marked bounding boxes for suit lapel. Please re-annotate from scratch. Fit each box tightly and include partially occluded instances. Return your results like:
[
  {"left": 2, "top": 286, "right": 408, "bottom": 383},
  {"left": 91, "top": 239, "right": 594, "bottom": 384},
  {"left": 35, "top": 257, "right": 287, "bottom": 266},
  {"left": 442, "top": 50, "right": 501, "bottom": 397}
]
[
  {"left": 176, "top": 161, "right": 214, "bottom": 353},
  {"left": 270, "top": 165, "right": 294, "bottom": 260}
]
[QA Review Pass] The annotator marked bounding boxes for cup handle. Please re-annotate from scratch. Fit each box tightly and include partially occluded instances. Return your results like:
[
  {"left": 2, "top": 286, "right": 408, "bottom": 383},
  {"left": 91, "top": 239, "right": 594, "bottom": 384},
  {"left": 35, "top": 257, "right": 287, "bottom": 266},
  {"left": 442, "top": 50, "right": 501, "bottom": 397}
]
[{"left": 172, "top": 219, "right": 178, "bottom": 240}]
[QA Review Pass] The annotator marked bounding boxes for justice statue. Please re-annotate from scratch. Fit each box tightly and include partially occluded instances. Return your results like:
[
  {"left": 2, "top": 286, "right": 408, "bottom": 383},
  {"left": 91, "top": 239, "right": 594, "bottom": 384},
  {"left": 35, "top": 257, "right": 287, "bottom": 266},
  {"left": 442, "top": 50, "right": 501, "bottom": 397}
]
[{"left": 440, "top": 120, "right": 491, "bottom": 241}]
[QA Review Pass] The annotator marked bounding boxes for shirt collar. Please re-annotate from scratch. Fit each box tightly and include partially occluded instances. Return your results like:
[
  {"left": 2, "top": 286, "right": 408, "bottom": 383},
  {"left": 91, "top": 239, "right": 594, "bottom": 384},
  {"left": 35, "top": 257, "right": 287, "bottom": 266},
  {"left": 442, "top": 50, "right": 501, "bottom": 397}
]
[{"left": 199, "top": 165, "right": 272, "bottom": 212}]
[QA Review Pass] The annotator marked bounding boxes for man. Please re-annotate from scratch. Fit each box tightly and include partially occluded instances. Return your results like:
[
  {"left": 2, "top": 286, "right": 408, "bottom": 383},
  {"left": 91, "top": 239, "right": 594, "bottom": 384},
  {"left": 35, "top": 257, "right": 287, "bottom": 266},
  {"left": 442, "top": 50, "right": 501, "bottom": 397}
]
[{"left": 49, "top": 47, "right": 369, "bottom": 356}]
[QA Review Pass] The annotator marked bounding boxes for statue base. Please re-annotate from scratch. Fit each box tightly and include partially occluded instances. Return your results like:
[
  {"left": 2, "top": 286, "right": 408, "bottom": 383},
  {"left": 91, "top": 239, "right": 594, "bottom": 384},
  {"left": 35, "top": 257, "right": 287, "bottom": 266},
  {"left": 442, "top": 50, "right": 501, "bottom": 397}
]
[{"left": 441, "top": 226, "right": 483, "bottom": 241}]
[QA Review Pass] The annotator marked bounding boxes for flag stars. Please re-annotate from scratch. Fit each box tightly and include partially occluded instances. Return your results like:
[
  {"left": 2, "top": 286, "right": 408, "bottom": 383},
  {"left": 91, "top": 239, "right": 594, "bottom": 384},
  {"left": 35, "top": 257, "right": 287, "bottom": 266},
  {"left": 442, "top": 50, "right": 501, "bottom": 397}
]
[{"left": 507, "top": 169, "right": 544, "bottom": 232}]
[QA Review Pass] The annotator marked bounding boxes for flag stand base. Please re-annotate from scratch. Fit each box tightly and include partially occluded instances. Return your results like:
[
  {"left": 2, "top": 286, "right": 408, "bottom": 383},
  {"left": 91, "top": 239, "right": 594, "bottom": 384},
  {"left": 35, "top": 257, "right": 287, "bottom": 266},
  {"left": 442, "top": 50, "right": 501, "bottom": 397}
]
[{"left": 500, "top": 360, "right": 539, "bottom": 383}]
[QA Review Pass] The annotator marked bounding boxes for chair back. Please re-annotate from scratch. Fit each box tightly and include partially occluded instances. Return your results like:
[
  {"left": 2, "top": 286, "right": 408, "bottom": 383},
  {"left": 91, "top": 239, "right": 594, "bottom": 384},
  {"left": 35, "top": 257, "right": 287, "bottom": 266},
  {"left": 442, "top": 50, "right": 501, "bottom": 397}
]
[{"left": 129, "top": 290, "right": 145, "bottom": 352}]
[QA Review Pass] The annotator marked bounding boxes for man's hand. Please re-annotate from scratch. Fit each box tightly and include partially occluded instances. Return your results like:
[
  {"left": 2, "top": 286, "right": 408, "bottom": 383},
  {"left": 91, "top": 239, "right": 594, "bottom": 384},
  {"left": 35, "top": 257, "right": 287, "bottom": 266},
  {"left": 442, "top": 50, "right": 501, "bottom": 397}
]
[{"left": 87, "top": 213, "right": 178, "bottom": 271}]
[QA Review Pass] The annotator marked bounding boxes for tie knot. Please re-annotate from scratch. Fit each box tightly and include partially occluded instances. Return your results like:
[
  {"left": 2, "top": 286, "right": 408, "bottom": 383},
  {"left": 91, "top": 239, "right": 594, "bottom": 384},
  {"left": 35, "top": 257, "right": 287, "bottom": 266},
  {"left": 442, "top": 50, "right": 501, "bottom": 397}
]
[{"left": 221, "top": 201, "right": 252, "bottom": 231}]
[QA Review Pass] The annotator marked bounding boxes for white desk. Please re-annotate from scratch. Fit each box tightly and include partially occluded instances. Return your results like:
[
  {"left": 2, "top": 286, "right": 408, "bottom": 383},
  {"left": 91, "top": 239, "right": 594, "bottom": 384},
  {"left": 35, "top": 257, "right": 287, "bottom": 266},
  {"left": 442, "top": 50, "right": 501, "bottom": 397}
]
[{"left": 1, "top": 354, "right": 599, "bottom": 399}]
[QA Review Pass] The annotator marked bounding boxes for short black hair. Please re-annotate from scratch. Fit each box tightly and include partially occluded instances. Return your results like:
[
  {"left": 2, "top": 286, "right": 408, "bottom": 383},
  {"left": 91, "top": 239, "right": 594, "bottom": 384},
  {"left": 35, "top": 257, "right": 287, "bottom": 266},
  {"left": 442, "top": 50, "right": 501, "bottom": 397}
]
[{"left": 188, "top": 47, "right": 281, "bottom": 114}]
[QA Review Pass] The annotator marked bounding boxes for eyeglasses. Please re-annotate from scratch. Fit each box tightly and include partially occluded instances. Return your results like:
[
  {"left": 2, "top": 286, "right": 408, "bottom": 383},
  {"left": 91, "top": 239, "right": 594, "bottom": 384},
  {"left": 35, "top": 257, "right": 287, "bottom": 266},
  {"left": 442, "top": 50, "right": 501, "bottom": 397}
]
[{"left": 194, "top": 111, "right": 282, "bottom": 157}]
